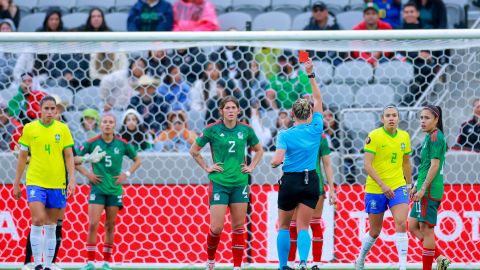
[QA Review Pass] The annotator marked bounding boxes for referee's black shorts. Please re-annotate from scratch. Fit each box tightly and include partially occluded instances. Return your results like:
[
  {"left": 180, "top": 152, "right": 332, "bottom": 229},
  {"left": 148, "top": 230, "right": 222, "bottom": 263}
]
[{"left": 278, "top": 170, "right": 320, "bottom": 211}]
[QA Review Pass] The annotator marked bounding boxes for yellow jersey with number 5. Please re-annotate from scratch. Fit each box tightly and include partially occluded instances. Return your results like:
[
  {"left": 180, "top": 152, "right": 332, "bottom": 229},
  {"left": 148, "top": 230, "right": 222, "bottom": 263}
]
[
  {"left": 18, "top": 119, "right": 74, "bottom": 188},
  {"left": 364, "top": 127, "right": 411, "bottom": 194}
]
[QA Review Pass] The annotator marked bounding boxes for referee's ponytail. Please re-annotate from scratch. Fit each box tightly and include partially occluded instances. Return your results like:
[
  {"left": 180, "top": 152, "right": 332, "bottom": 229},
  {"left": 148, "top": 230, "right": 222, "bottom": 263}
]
[{"left": 292, "top": 98, "right": 311, "bottom": 120}]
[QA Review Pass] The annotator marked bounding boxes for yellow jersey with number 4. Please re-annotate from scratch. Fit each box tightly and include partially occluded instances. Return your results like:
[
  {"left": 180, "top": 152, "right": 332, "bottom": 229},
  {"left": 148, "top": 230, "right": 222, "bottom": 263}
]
[
  {"left": 18, "top": 120, "right": 74, "bottom": 189},
  {"left": 364, "top": 127, "right": 411, "bottom": 194}
]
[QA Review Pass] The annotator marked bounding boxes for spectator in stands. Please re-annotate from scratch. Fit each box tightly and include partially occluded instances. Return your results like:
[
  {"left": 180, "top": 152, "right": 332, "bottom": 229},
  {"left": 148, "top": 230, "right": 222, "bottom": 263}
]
[
  {"left": 100, "top": 57, "right": 147, "bottom": 112},
  {"left": 127, "top": 0, "right": 173, "bottom": 31},
  {"left": 172, "top": 0, "right": 219, "bottom": 32},
  {"left": 267, "top": 54, "right": 312, "bottom": 109},
  {"left": 154, "top": 111, "right": 197, "bottom": 152},
  {"left": 7, "top": 72, "right": 46, "bottom": 124},
  {"left": 119, "top": 108, "right": 153, "bottom": 152},
  {"left": 254, "top": 47, "right": 281, "bottom": 80},
  {"left": 52, "top": 94, "right": 68, "bottom": 122},
  {"left": 240, "top": 61, "right": 271, "bottom": 110},
  {"left": 372, "top": 0, "right": 402, "bottom": 29},
  {"left": 455, "top": 98, "right": 480, "bottom": 152},
  {"left": 0, "top": 0, "right": 19, "bottom": 28},
  {"left": 269, "top": 109, "right": 291, "bottom": 150},
  {"left": 0, "top": 100, "right": 22, "bottom": 151},
  {"left": 167, "top": 47, "right": 206, "bottom": 84},
  {"left": 147, "top": 50, "right": 170, "bottom": 79},
  {"left": 190, "top": 61, "right": 221, "bottom": 114},
  {"left": 204, "top": 78, "right": 238, "bottom": 124},
  {"left": 89, "top": 52, "right": 128, "bottom": 85},
  {"left": 413, "top": 0, "right": 447, "bottom": 29},
  {"left": 158, "top": 65, "right": 190, "bottom": 111},
  {"left": 352, "top": 3, "right": 393, "bottom": 67},
  {"left": 402, "top": 2, "right": 422, "bottom": 29},
  {"left": 0, "top": 19, "right": 17, "bottom": 89},
  {"left": 128, "top": 75, "right": 169, "bottom": 133},
  {"left": 78, "top": 8, "right": 112, "bottom": 32},
  {"left": 210, "top": 41, "right": 254, "bottom": 80},
  {"left": 250, "top": 103, "right": 272, "bottom": 150},
  {"left": 37, "top": 8, "right": 64, "bottom": 32},
  {"left": 304, "top": 2, "right": 339, "bottom": 31},
  {"left": 72, "top": 108, "right": 100, "bottom": 149}
]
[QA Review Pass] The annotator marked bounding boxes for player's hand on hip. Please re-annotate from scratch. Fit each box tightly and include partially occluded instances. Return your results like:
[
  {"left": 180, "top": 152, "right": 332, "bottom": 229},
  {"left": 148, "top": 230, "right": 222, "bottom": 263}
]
[
  {"left": 380, "top": 184, "right": 395, "bottom": 199},
  {"left": 13, "top": 183, "right": 21, "bottom": 200},
  {"left": 87, "top": 172, "right": 102, "bottom": 185},
  {"left": 206, "top": 162, "right": 223, "bottom": 173},
  {"left": 329, "top": 190, "right": 337, "bottom": 205},
  {"left": 114, "top": 173, "right": 127, "bottom": 185},
  {"left": 67, "top": 179, "right": 76, "bottom": 197},
  {"left": 413, "top": 188, "right": 425, "bottom": 202},
  {"left": 409, "top": 186, "right": 416, "bottom": 200},
  {"left": 304, "top": 58, "right": 314, "bottom": 74},
  {"left": 240, "top": 163, "right": 254, "bottom": 174}
]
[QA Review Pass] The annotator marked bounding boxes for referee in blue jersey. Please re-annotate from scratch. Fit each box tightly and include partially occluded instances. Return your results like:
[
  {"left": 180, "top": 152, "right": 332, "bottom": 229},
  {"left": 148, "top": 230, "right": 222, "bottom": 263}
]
[{"left": 271, "top": 58, "right": 324, "bottom": 270}]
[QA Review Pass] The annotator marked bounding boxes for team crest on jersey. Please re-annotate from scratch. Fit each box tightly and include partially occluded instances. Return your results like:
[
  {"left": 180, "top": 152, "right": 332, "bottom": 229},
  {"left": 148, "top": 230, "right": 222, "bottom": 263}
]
[
  {"left": 365, "top": 137, "right": 371, "bottom": 145},
  {"left": 55, "top": 134, "right": 60, "bottom": 142},
  {"left": 237, "top": 132, "right": 243, "bottom": 139},
  {"left": 401, "top": 143, "right": 405, "bottom": 151},
  {"left": 370, "top": 200, "right": 377, "bottom": 210},
  {"left": 214, "top": 193, "right": 220, "bottom": 201},
  {"left": 114, "top": 147, "right": 119, "bottom": 154},
  {"left": 90, "top": 194, "right": 96, "bottom": 201}
]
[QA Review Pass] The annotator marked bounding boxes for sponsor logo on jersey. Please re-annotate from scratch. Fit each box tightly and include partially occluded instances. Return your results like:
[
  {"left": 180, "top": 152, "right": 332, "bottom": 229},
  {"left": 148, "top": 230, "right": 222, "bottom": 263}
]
[
  {"left": 237, "top": 132, "right": 243, "bottom": 139},
  {"left": 55, "top": 134, "right": 60, "bottom": 142},
  {"left": 214, "top": 193, "right": 220, "bottom": 201},
  {"left": 114, "top": 147, "right": 119, "bottom": 154},
  {"left": 370, "top": 199, "right": 377, "bottom": 210},
  {"left": 401, "top": 143, "right": 405, "bottom": 151}
]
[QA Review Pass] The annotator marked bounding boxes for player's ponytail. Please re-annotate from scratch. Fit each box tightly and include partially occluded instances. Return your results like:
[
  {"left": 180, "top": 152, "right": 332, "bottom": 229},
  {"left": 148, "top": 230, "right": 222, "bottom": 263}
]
[{"left": 436, "top": 106, "right": 444, "bottom": 133}]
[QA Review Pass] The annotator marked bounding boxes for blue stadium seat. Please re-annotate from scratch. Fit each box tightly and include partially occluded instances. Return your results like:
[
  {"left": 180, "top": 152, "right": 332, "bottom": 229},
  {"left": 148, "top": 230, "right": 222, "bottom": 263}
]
[
  {"left": 37, "top": 0, "right": 75, "bottom": 13},
  {"left": 252, "top": 11, "right": 291, "bottom": 31},
  {"left": 18, "top": 13, "right": 46, "bottom": 32},
  {"left": 232, "top": 0, "right": 271, "bottom": 16},
  {"left": 62, "top": 12, "right": 89, "bottom": 30},
  {"left": 114, "top": 0, "right": 136, "bottom": 12},
  {"left": 105, "top": 12, "right": 129, "bottom": 31},
  {"left": 218, "top": 12, "right": 252, "bottom": 31},
  {"left": 336, "top": 11, "right": 363, "bottom": 29},
  {"left": 75, "top": 0, "right": 115, "bottom": 13}
]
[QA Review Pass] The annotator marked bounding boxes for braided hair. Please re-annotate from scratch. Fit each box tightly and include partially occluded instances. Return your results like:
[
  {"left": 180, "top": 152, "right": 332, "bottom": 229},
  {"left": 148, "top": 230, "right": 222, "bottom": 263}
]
[{"left": 291, "top": 98, "right": 312, "bottom": 120}]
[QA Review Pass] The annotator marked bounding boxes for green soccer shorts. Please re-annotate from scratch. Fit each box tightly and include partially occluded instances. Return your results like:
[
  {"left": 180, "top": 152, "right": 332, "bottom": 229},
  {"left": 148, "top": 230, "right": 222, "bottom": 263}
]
[
  {"left": 209, "top": 181, "right": 249, "bottom": 205},
  {"left": 89, "top": 193, "right": 123, "bottom": 209},
  {"left": 410, "top": 197, "right": 441, "bottom": 227}
]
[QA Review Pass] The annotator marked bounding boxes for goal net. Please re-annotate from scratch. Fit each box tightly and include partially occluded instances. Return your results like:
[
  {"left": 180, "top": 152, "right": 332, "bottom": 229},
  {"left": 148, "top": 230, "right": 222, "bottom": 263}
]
[{"left": 0, "top": 31, "right": 479, "bottom": 268}]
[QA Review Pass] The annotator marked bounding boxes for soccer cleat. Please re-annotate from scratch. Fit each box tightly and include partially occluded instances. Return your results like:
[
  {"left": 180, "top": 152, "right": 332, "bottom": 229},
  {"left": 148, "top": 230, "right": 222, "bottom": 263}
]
[
  {"left": 436, "top": 255, "right": 451, "bottom": 270},
  {"left": 354, "top": 259, "right": 365, "bottom": 270},
  {"left": 34, "top": 265, "right": 43, "bottom": 270},
  {"left": 44, "top": 267, "right": 51, "bottom": 270},
  {"left": 281, "top": 267, "right": 295, "bottom": 270},
  {"left": 101, "top": 263, "right": 112, "bottom": 270},
  {"left": 205, "top": 260, "right": 215, "bottom": 270},
  {"left": 311, "top": 265, "right": 320, "bottom": 270},
  {"left": 79, "top": 263, "right": 95, "bottom": 270},
  {"left": 22, "top": 263, "right": 35, "bottom": 270},
  {"left": 50, "top": 264, "right": 63, "bottom": 270}
]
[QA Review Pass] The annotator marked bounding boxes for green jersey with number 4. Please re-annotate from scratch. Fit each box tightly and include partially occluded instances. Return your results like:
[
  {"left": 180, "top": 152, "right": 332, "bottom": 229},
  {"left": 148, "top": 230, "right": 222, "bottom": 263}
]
[
  {"left": 79, "top": 135, "right": 137, "bottom": 196},
  {"left": 196, "top": 120, "right": 260, "bottom": 187},
  {"left": 417, "top": 129, "right": 447, "bottom": 200}
]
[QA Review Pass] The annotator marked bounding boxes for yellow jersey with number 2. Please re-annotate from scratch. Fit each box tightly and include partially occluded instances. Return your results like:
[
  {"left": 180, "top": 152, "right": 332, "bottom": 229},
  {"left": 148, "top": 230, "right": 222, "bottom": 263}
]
[
  {"left": 364, "top": 127, "right": 411, "bottom": 194},
  {"left": 18, "top": 119, "right": 74, "bottom": 189}
]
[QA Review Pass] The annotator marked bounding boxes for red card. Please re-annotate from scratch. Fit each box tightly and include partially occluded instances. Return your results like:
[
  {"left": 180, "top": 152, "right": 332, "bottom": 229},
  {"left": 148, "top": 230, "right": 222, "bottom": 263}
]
[{"left": 299, "top": 50, "right": 309, "bottom": 63}]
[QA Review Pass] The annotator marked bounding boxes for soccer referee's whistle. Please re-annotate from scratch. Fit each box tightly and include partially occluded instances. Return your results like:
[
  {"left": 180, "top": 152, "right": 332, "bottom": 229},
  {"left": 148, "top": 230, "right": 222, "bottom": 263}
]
[{"left": 304, "top": 169, "right": 309, "bottom": 185}]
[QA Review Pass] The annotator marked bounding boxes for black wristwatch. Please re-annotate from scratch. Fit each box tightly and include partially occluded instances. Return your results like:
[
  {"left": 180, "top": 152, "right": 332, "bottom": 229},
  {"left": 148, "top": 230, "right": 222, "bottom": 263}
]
[{"left": 307, "top": 73, "right": 315, "bottom": 78}]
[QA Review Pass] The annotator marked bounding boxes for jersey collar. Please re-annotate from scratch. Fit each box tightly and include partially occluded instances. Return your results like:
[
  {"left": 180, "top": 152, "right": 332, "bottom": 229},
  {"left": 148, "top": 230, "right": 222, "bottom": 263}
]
[
  {"left": 382, "top": 127, "right": 398, "bottom": 138},
  {"left": 38, "top": 119, "right": 54, "bottom": 128}
]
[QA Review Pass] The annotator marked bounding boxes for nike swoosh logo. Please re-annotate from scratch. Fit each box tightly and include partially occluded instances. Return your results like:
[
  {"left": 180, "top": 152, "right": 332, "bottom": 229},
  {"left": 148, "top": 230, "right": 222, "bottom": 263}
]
[{"left": 33, "top": 136, "right": 39, "bottom": 139}]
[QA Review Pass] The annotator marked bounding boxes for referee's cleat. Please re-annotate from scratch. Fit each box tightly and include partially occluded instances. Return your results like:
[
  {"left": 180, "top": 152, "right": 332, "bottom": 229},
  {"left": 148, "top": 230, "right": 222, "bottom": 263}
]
[
  {"left": 281, "top": 266, "right": 295, "bottom": 270},
  {"left": 298, "top": 261, "right": 307, "bottom": 270},
  {"left": 354, "top": 259, "right": 365, "bottom": 270},
  {"left": 436, "top": 255, "right": 451, "bottom": 270}
]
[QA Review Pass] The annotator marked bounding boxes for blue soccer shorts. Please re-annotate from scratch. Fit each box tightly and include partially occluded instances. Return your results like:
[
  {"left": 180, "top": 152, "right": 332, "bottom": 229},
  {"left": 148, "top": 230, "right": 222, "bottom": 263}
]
[
  {"left": 26, "top": 185, "right": 67, "bottom": 209},
  {"left": 365, "top": 185, "right": 409, "bottom": 214}
]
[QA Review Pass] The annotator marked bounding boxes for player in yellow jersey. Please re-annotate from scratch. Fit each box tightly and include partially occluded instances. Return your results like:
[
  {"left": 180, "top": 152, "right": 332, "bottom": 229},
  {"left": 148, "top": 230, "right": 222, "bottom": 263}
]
[
  {"left": 13, "top": 96, "right": 76, "bottom": 270},
  {"left": 355, "top": 105, "right": 413, "bottom": 270}
]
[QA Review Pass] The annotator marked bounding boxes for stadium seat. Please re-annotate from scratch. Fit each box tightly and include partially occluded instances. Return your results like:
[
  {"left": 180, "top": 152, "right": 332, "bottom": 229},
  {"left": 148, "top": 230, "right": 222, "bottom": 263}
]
[
  {"left": 37, "top": 0, "right": 76, "bottom": 13},
  {"left": 74, "top": 86, "right": 101, "bottom": 110},
  {"left": 292, "top": 12, "right": 311, "bottom": 30},
  {"left": 322, "top": 0, "right": 350, "bottom": 15},
  {"left": 0, "top": 87, "right": 18, "bottom": 103},
  {"left": 16, "top": 0, "right": 37, "bottom": 15},
  {"left": 210, "top": 0, "right": 232, "bottom": 13},
  {"left": 355, "top": 84, "right": 395, "bottom": 108},
  {"left": 348, "top": 0, "right": 365, "bottom": 11},
  {"left": 62, "top": 13, "right": 89, "bottom": 30},
  {"left": 231, "top": 0, "right": 271, "bottom": 15},
  {"left": 313, "top": 60, "right": 333, "bottom": 84},
  {"left": 75, "top": 0, "right": 115, "bottom": 12},
  {"left": 342, "top": 111, "right": 377, "bottom": 150},
  {"left": 218, "top": 12, "right": 252, "bottom": 31},
  {"left": 334, "top": 60, "right": 373, "bottom": 85},
  {"left": 322, "top": 84, "right": 354, "bottom": 109},
  {"left": 375, "top": 61, "right": 414, "bottom": 85},
  {"left": 186, "top": 109, "right": 205, "bottom": 134},
  {"left": 445, "top": 3, "right": 464, "bottom": 29},
  {"left": 252, "top": 11, "right": 292, "bottom": 31},
  {"left": 114, "top": 0, "right": 136, "bottom": 12},
  {"left": 45, "top": 87, "right": 74, "bottom": 106},
  {"left": 105, "top": 12, "right": 129, "bottom": 31},
  {"left": 271, "top": 0, "right": 309, "bottom": 17},
  {"left": 336, "top": 11, "right": 363, "bottom": 29},
  {"left": 18, "top": 13, "right": 46, "bottom": 32}
]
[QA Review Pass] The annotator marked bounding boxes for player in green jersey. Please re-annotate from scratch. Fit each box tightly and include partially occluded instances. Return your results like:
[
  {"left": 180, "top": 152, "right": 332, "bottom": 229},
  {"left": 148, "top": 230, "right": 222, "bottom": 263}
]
[
  {"left": 409, "top": 105, "right": 450, "bottom": 270},
  {"left": 190, "top": 96, "right": 264, "bottom": 270},
  {"left": 287, "top": 133, "right": 336, "bottom": 270},
  {"left": 78, "top": 114, "right": 141, "bottom": 270}
]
